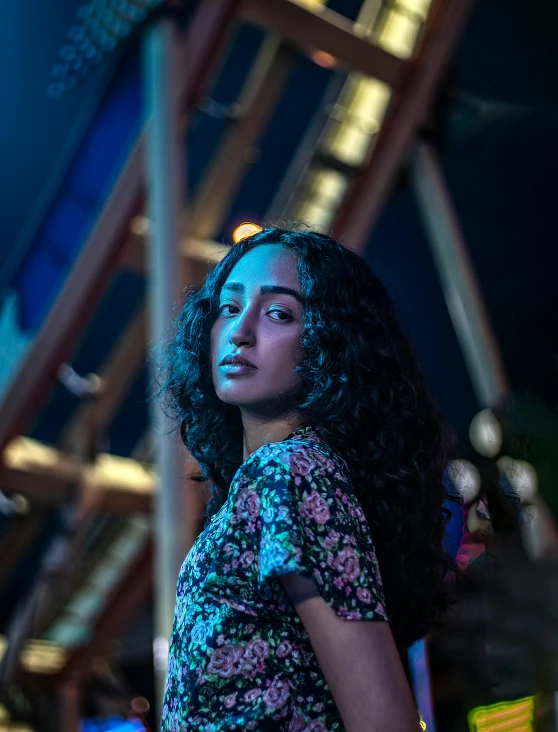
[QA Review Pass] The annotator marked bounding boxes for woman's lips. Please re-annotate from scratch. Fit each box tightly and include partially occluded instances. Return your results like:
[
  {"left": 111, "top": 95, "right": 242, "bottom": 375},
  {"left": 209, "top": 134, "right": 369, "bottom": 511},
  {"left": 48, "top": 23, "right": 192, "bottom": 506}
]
[{"left": 219, "top": 363, "right": 258, "bottom": 374}]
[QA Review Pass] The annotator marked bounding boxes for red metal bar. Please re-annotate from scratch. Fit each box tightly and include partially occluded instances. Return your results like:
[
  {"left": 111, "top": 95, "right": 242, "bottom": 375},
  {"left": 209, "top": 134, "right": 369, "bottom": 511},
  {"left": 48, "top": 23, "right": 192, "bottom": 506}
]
[
  {"left": 243, "top": 0, "right": 407, "bottom": 89},
  {"left": 332, "top": 0, "right": 474, "bottom": 251}
]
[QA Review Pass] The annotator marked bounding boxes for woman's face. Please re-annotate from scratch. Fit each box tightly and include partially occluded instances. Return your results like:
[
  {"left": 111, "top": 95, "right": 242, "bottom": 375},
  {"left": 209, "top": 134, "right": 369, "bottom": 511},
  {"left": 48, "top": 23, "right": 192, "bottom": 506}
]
[{"left": 210, "top": 244, "right": 304, "bottom": 416}]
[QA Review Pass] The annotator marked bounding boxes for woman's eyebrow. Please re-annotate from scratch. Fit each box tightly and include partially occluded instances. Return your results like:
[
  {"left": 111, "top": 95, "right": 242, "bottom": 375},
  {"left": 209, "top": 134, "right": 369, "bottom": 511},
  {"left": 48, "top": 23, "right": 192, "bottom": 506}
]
[{"left": 221, "top": 282, "right": 304, "bottom": 304}]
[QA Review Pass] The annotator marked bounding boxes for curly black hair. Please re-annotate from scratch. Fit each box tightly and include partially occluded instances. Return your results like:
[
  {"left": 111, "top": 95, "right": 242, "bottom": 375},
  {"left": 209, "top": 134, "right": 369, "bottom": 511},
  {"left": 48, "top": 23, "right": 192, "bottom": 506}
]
[{"left": 159, "top": 227, "right": 458, "bottom": 649}]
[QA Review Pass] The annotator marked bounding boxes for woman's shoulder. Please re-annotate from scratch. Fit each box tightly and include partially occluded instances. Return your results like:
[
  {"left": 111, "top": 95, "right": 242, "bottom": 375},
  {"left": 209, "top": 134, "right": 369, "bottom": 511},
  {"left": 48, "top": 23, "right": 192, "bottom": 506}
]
[{"left": 238, "top": 428, "right": 350, "bottom": 485}]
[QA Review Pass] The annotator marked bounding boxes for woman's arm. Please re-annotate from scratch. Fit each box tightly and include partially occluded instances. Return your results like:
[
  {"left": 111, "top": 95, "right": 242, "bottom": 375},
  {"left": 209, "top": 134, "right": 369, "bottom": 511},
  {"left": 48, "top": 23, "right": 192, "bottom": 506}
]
[{"left": 280, "top": 572, "right": 421, "bottom": 732}]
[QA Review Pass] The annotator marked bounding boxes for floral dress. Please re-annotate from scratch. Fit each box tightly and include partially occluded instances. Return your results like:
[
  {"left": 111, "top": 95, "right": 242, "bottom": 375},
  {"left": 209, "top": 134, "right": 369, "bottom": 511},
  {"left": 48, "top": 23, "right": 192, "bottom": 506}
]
[{"left": 161, "top": 426, "right": 388, "bottom": 732}]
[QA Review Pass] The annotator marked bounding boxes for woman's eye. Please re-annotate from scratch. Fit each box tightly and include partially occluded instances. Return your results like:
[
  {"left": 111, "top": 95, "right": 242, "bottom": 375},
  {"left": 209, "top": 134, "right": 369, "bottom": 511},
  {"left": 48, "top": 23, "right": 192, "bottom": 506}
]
[
  {"left": 268, "top": 309, "right": 292, "bottom": 321},
  {"left": 218, "top": 304, "right": 292, "bottom": 321}
]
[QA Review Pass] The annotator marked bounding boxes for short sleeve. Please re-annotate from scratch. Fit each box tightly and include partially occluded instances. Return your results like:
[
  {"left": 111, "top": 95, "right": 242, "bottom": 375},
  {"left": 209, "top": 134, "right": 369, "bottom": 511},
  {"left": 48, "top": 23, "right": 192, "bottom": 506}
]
[{"left": 244, "top": 442, "right": 388, "bottom": 622}]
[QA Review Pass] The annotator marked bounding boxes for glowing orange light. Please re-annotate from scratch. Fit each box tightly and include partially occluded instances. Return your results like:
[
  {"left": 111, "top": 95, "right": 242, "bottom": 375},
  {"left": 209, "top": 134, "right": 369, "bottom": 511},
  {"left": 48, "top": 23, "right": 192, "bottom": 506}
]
[
  {"left": 310, "top": 50, "right": 336, "bottom": 68},
  {"left": 232, "top": 222, "right": 263, "bottom": 243}
]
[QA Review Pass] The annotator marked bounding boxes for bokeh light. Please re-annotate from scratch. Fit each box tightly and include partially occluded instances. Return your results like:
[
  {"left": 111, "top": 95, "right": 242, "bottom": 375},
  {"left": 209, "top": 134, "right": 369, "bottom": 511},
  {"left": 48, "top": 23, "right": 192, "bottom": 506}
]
[
  {"left": 153, "top": 636, "right": 169, "bottom": 671},
  {"left": 232, "top": 222, "right": 262, "bottom": 243},
  {"left": 469, "top": 408, "right": 503, "bottom": 458},
  {"left": 131, "top": 696, "right": 150, "bottom": 715},
  {"left": 310, "top": 50, "right": 336, "bottom": 68},
  {"left": 497, "top": 456, "right": 538, "bottom": 503},
  {"left": 447, "top": 459, "right": 481, "bottom": 503}
]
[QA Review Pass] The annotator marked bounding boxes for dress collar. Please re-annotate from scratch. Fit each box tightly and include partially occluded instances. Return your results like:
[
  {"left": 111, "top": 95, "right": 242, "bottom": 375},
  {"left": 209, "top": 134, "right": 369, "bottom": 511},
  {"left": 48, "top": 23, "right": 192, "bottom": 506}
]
[{"left": 284, "top": 425, "right": 318, "bottom": 442}]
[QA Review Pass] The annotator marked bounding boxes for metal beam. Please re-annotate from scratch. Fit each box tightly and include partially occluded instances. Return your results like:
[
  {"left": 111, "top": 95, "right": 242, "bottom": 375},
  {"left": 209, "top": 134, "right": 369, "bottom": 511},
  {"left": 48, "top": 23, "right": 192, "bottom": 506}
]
[
  {"left": 144, "top": 18, "right": 190, "bottom": 717},
  {"left": 0, "top": 513, "right": 45, "bottom": 588},
  {"left": 0, "top": 0, "right": 240, "bottom": 454},
  {"left": 0, "top": 145, "right": 143, "bottom": 454},
  {"left": 0, "top": 635, "right": 67, "bottom": 675},
  {"left": 332, "top": 0, "right": 473, "bottom": 251},
  {"left": 56, "top": 538, "right": 153, "bottom": 682},
  {"left": 411, "top": 141, "right": 508, "bottom": 406},
  {"left": 48, "top": 0, "right": 400, "bottom": 468},
  {"left": 243, "top": 0, "right": 407, "bottom": 89},
  {"left": 0, "top": 438, "right": 158, "bottom": 513}
]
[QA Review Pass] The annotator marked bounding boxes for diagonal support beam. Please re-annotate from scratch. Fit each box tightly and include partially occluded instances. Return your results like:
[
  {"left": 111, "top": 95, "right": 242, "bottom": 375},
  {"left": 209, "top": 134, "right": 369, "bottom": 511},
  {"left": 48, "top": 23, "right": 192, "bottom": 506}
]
[
  {"left": 243, "top": 0, "right": 407, "bottom": 89},
  {"left": 0, "top": 145, "right": 143, "bottom": 453},
  {"left": 332, "top": 0, "right": 474, "bottom": 251},
  {"left": 55, "top": 538, "right": 153, "bottom": 682},
  {"left": 0, "top": 513, "right": 45, "bottom": 589}
]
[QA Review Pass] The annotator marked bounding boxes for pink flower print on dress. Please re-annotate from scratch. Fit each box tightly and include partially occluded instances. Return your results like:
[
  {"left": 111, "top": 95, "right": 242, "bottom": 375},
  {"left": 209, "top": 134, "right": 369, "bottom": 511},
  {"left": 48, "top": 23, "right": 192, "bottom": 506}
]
[
  {"left": 312, "top": 568, "right": 323, "bottom": 585},
  {"left": 276, "top": 640, "right": 294, "bottom": 657},
  {"left": 333, "top": 546, "right": 360, "bottom": 582},
  {"left": 207, "top": 643, "right": 244, "bottom": 678},
  {"left": 239, "top": 550, "right": 255, "bottom": 567},
  {"left": 235, "top": 489, "right": 261, "bottom": 520},
  {"left": 288, "top": 712, "right": 306, "bottom": 732},
  {"left": 301, "top": 650, "right": 313, "bottom": 667},
  {"left": 306, "top": 721, "right": 328, "bottom": 731},
  {"left": 243, "top": 688, "right": 262, "bottom": 703},
  {"left": 299, "top": 491, "right": 330, "bottom": 525},
  {"left": 289, "top": 451, "right": 314, "bottom": 476},
  {"left": 312, "top": 450, "right": 327, "bottom": 466},
  {"left": 263, "top": 678, "right": 290, "bottom": 710},
  {"left": 223, "top": 693, "right": 237, "bottom": 709},
  {"left": 356, "top": 587, "right": 372, "bottom": 604},
  {"left": 244, "top": 638, "right": 270, "bottom": 667},
  {"left": 322, "top": 530, "right": 340, "bottom": 550}
]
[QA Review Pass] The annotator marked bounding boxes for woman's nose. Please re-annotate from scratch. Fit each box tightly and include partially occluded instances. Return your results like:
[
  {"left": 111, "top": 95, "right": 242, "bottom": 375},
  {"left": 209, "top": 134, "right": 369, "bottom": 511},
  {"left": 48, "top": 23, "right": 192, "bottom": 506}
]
[{"left": 228, "top": 312, "right": 256, "bottom": 346}]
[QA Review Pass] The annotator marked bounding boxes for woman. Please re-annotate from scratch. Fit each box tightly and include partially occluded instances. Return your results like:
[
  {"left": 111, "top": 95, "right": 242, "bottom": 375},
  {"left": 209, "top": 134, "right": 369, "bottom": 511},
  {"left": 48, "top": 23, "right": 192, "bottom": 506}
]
[{"left": 159, "top": 228, "right": 456, "bottom": 731}]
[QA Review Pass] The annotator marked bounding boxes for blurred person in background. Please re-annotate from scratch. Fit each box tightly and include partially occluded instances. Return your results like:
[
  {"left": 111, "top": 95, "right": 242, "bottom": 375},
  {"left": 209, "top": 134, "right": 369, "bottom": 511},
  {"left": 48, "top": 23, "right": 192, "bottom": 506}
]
[
  {"left": 81, "top": 672, "right": 149, "bottom": 732},
  {"left": 157, "top": 228, "right": 458, "bottom": 731},
  {"left": 429, "top": 396, "right": 558, "bottom": 731}
]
